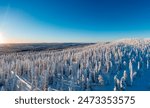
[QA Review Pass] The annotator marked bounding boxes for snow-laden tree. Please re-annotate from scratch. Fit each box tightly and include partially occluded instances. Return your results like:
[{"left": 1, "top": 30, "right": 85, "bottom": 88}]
[
  {"left": 114, "top": 75, "right": 120, "bottom": 91},
  {"left": 120, "top": 71, "right": 127, "bottom": 91},
  {"left": 0, "top": 39, "right": 149, "bottom": 91},
  {"left": 98, "top": 75, "right": 104, "bottom": 86}
]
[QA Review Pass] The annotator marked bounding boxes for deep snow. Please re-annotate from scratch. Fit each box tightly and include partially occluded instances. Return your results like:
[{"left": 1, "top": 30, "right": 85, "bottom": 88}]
[{"left": 0, "top": 39, "right": 149, "bottom": 91}]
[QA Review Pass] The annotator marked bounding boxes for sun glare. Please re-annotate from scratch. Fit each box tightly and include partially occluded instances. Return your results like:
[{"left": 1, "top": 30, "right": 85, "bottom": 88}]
[{"left": 0, "top": 32, "right": 6, "bottom": 44}]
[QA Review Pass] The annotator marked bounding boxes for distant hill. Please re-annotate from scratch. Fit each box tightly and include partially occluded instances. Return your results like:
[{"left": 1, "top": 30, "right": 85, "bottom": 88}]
[{"left": 0, "top": 43, "right": 93, "bottom": 55}]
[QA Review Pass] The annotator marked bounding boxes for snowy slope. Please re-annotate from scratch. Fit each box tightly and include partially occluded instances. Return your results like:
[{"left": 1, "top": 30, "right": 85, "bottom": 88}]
[{"left": 0, "top": 39, "right": 149, "bottom": 91}]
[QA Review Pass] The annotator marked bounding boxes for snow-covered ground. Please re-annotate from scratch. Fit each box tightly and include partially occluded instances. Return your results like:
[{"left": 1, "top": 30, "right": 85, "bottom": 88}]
[{"left": 0, "top": 39, "right": 149, "bottom": 91}]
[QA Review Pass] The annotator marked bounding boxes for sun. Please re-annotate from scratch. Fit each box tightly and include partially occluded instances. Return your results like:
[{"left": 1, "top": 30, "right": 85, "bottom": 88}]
[{"left": 0, "top": 32, "right": 6, "bottom": 44}]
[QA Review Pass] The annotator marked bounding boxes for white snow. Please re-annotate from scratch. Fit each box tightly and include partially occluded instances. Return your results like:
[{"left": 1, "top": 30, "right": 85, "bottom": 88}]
[{"left": 0, "top": 39, "right": 149, "bottom": 91}]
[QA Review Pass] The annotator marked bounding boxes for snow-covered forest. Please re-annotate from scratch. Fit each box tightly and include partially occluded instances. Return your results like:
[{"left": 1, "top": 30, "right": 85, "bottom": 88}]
[{"left": 0, "top": 39, "right": 150, "bottom": 91}]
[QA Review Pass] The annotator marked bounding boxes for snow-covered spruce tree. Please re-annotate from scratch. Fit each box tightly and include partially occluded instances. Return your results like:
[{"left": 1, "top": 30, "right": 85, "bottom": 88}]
[
  {"left": 98, "top": 75, "right": 104, "bottom": 86},
  {"left": 114, "top": 75, "right": 120, "bottom": 91},
  {"left": 86, "top": 78, "right": 92, "bottom": 91},
  {"left": 0, "top": 39, "right": 149, "bottom": 91},
  {"left": 31, "top": 61, "right": 35, "bottom": 90},
  {"left": 120, "top": 71, "right": 127, "bottom": 91},
  {"left": 129, "top": 60, "right": 133, "bottom": 86}
]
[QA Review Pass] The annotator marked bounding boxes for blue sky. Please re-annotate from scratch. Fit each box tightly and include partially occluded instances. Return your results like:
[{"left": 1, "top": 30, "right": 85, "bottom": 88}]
[{"left": 0, "top": 0, "right": 150, "bottom": 43}]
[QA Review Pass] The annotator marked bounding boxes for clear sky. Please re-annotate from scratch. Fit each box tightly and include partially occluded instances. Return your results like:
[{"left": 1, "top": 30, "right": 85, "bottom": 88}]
[{"left": 0, "top": 0, "right": 150, "bottom": 43}]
